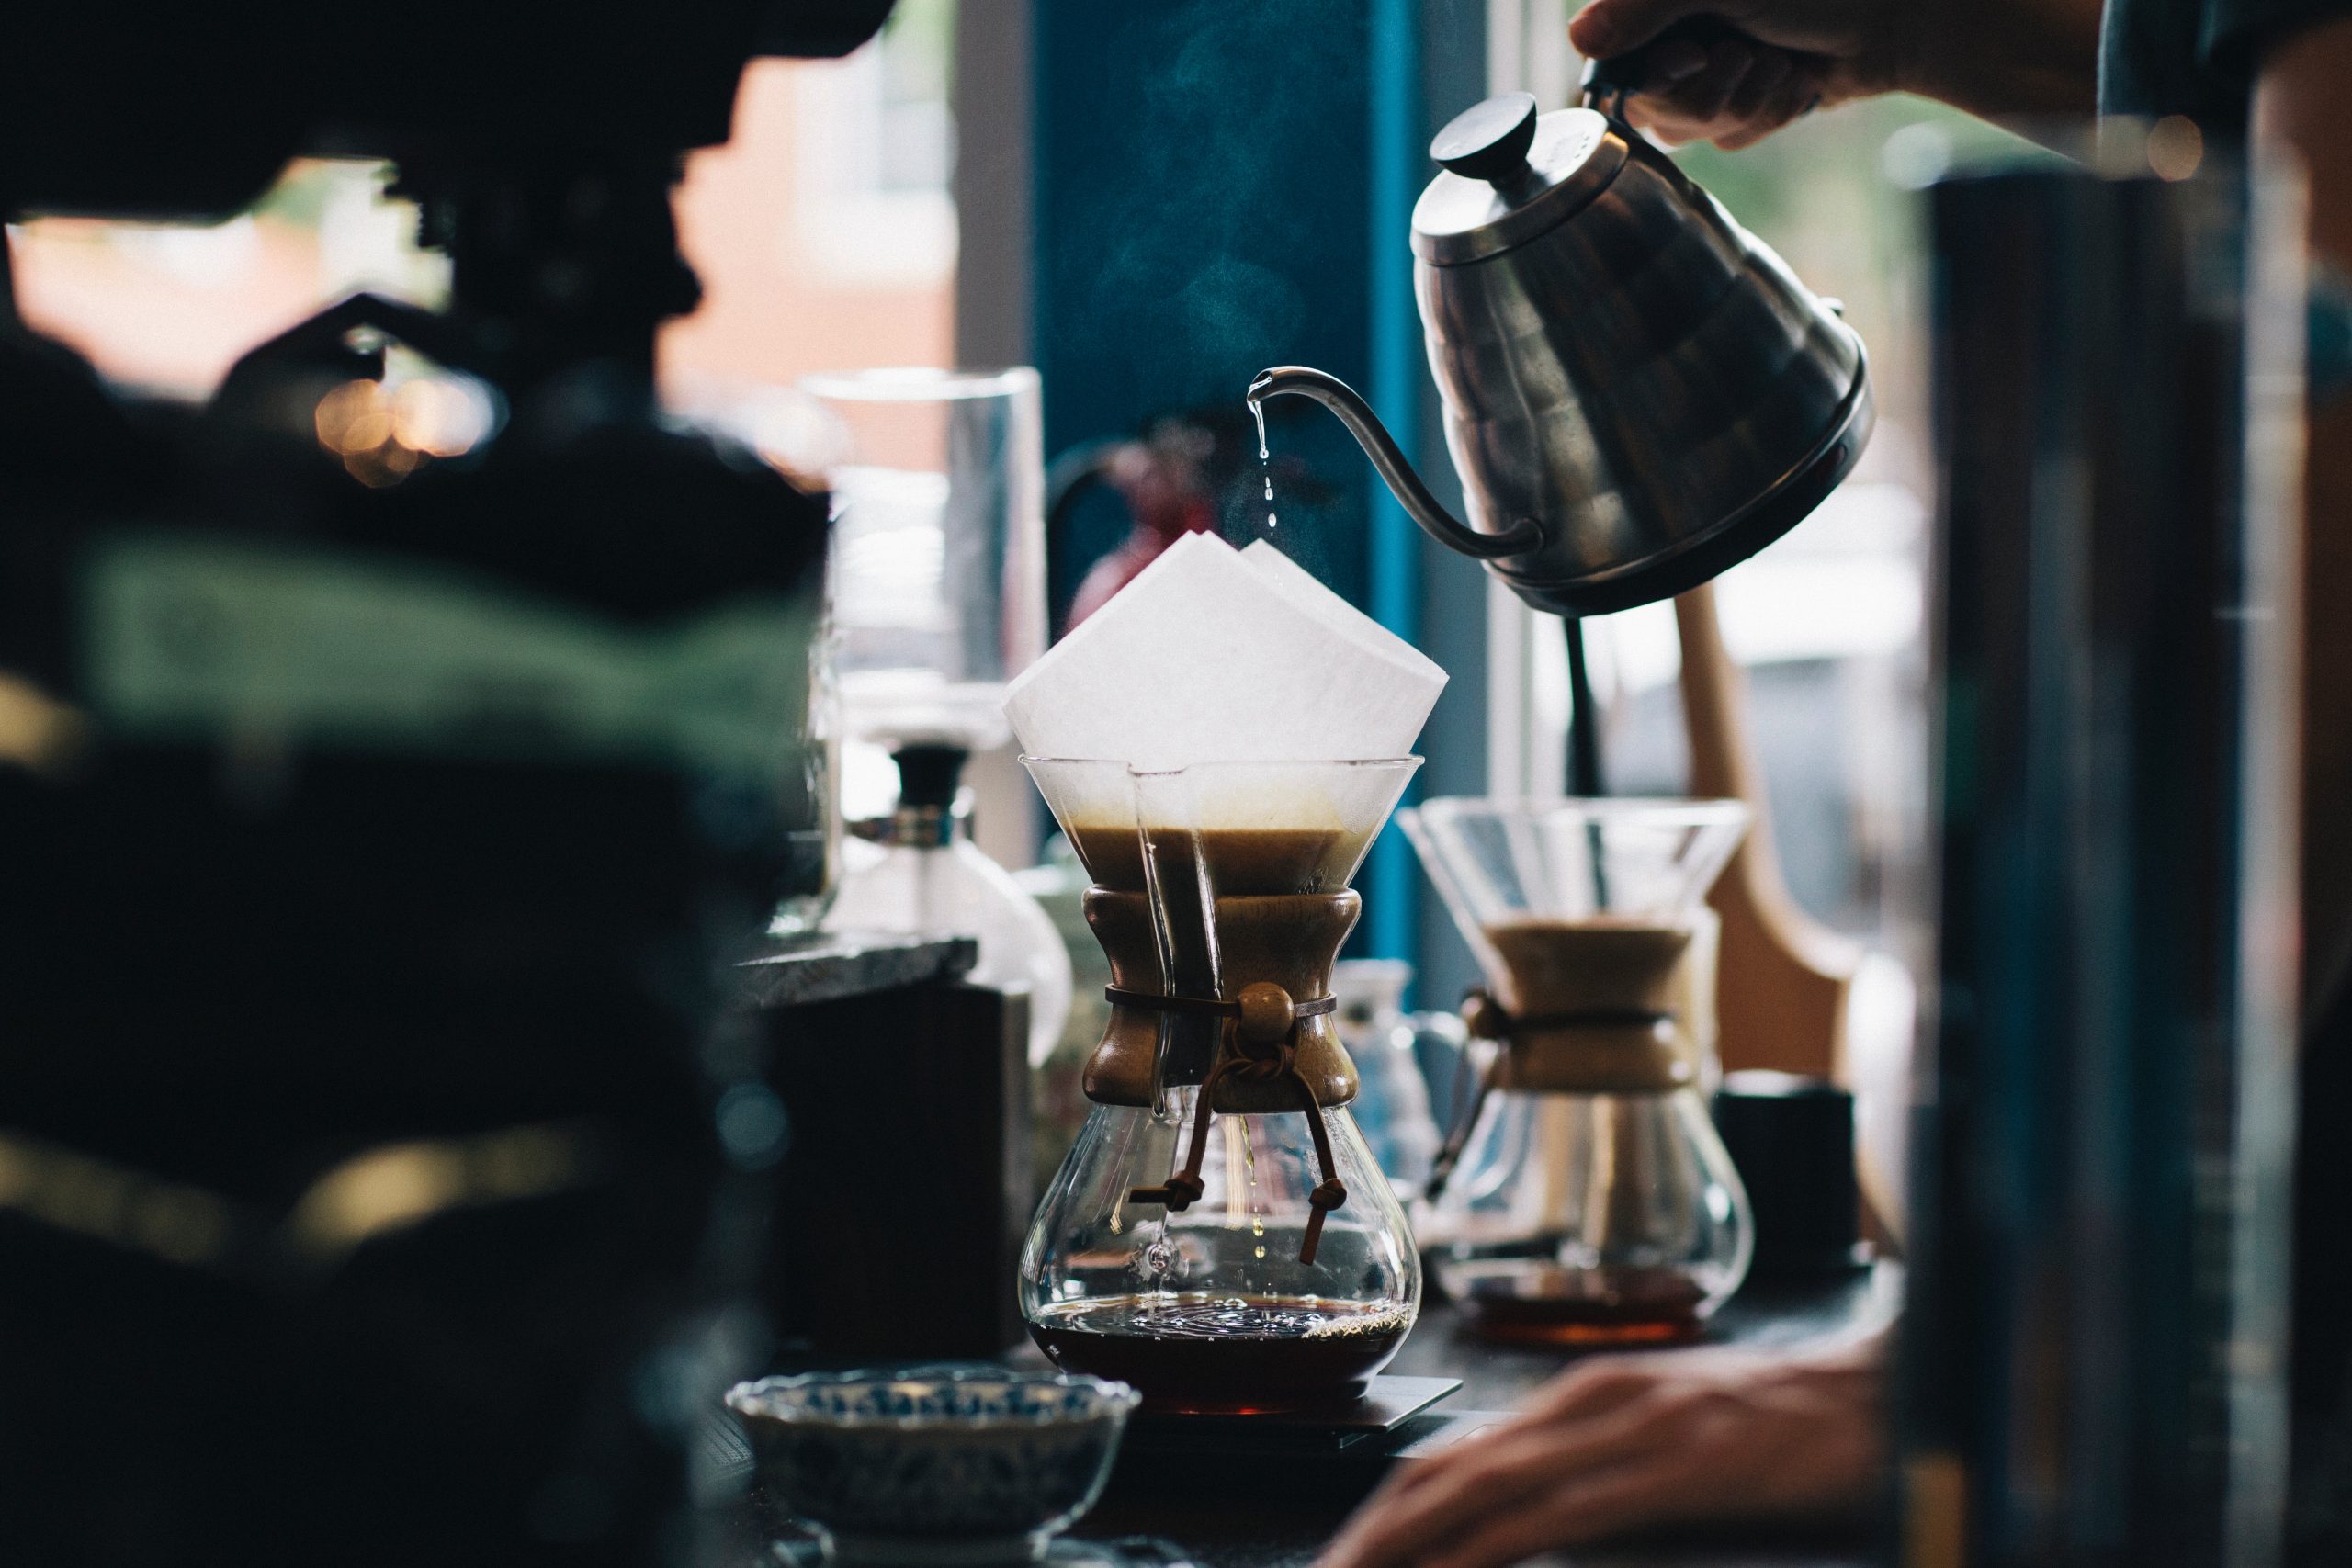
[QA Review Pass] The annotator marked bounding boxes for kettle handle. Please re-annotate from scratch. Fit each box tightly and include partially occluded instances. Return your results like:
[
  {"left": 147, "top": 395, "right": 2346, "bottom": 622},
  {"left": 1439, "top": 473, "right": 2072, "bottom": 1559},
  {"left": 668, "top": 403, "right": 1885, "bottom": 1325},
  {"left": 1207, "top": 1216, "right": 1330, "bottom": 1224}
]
[{"left": 1247, "top": 367, "right": 1543, "bottom": 562}]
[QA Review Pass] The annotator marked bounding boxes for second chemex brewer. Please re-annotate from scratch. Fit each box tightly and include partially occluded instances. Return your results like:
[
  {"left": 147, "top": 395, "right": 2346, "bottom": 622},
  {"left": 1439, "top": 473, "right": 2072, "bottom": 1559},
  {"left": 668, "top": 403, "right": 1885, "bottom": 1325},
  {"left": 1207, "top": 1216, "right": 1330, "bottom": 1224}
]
[{"left": 1406, "top": 798, "right": 1757, "bottom": 1342}]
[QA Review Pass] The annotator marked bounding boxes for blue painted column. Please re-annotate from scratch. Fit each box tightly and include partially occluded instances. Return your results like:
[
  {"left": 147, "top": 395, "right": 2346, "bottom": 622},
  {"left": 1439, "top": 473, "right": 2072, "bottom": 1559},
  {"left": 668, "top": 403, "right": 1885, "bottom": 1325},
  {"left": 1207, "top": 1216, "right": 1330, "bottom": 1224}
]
[
  {"left": 1029, "top": 0, "right": 1375, "bottom": 597},
  {"left": 1363, "top": 0, "right": 1423, "bottom": 966}
]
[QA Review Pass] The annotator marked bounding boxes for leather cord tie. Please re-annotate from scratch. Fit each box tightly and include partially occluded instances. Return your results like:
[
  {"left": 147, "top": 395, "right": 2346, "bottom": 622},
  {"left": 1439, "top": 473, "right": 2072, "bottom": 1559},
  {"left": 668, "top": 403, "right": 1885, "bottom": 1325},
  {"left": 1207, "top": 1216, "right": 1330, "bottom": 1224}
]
[
  {"left": 1102, "top": 986, "right": 1340, "bottom": 1022},
  {"left": 1421, "top": 988, "right": 1671, "bottom": 1203},
  {"left": 1120, "top": 981, "right": 1348, "bottom": 1266},
  {"left": 1460, "top": 989, "right": 1671, "bottom": 1038}
]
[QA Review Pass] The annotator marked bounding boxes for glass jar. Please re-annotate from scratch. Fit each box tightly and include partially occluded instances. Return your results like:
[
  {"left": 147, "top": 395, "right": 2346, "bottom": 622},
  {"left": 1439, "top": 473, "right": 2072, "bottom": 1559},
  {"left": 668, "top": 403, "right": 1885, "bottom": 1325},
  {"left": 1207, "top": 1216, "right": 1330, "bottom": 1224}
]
[
  {"left": 827, "top": 744, "right": 1072, "bottom": 1066},
  {"left": 1404, "top": 797, "right": 1756, "bottom": 1345},
  {"left": 801, "top": 367, "right": 1046, "bottom": 752}
]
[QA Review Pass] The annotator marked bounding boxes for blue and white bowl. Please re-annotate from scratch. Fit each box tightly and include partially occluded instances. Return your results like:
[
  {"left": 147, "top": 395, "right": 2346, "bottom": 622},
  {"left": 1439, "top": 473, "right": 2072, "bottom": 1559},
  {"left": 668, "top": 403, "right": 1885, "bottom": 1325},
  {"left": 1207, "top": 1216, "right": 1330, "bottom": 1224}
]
[{"left": 725, "top": 1366, "right": 1141, "bottom": 1565}]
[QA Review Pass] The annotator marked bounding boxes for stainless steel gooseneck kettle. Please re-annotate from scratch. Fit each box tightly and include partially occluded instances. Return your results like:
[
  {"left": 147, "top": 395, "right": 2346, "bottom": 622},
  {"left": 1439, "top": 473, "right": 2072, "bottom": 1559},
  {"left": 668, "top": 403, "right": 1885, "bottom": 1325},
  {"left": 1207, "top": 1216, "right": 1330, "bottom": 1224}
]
[{"left": 1251, "top": 65, "right": 1872, "bottom": 617}]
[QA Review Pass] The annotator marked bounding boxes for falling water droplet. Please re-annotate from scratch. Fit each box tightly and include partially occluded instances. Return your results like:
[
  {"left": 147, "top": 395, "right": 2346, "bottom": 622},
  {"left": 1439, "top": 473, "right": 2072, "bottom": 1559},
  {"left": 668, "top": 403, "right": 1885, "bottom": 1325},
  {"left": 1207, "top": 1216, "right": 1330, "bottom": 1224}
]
[{"left": 1251, "top": 401, "right": 1280, "bottom": 536}]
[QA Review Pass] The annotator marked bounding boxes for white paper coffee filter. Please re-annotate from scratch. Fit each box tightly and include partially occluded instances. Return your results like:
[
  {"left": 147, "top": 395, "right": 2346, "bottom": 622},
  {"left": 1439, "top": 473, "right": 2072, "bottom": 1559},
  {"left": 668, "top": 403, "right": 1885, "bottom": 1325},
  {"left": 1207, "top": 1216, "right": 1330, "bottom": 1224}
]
[{"left": 1003, "top": 532, "right": 1444, "bottom": 770}]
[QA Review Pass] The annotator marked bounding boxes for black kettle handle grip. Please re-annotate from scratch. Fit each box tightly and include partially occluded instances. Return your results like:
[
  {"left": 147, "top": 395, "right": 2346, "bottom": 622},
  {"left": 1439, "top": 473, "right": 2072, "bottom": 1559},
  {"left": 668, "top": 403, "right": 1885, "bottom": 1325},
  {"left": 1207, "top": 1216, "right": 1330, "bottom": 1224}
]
[
  {"left": 1248, "top": 367, "right": 1543, "bottom": 562},
  {"left": 1580, "top": 16, "right": 1740, "bottom": 118}
]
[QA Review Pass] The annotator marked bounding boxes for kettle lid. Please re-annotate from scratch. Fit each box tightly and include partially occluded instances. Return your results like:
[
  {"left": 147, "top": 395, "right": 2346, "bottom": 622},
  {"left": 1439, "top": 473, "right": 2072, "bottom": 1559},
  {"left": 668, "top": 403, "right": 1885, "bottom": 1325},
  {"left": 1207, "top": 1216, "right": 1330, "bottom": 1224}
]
[{"left": 1413, "top": 96, "right": 1626, "bottom": 266}]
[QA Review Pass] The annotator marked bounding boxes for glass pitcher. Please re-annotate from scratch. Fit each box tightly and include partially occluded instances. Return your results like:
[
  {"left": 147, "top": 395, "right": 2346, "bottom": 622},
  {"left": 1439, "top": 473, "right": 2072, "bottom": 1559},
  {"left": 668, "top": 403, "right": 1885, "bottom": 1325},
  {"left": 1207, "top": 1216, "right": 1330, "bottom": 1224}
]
[
  {"left": 1403, "top": 797, "right": 1755, "bottom": 1344},
  {"left": 1019, "top": 759, "right": 1423, "bottom": 1414},
  {"left": 1329, "top": 958, "right": 1448, "bottom": 1200}
]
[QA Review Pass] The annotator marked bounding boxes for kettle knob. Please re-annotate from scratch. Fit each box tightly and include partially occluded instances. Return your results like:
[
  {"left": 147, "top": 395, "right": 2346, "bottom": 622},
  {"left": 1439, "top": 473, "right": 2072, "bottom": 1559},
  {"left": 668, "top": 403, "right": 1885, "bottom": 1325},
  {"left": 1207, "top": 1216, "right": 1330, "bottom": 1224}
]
[{"left": 1430, "top": 92, "right": 1540, "bottom": 187}]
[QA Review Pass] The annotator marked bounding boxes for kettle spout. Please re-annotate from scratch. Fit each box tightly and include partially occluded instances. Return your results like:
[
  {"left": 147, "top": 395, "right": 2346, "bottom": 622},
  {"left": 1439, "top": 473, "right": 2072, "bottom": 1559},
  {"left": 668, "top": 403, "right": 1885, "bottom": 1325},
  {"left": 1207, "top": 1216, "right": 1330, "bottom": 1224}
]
[{"left": 1247, "top": 366, "right": 1543, "bottom": 561}]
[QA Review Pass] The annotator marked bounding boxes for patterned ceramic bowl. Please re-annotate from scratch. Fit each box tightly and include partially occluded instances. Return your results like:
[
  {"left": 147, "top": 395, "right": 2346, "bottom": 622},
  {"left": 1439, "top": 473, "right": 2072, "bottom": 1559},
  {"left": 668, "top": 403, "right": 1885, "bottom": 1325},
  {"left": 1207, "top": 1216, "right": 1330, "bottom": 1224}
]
[{"left": 725, "top": 1366, "right": 1140, "bottom": 1565}]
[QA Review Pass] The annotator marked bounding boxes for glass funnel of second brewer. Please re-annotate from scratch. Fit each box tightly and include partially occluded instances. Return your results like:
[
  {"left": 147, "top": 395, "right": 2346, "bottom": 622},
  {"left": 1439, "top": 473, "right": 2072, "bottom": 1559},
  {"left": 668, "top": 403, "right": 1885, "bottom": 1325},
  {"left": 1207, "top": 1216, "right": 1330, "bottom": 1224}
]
[
  {"left": 1019, "top": 759, "right": 1423, "bottom": 1414},
  {"left": 1404, "top": 797, "right": 1754, "bottom": 1344}
]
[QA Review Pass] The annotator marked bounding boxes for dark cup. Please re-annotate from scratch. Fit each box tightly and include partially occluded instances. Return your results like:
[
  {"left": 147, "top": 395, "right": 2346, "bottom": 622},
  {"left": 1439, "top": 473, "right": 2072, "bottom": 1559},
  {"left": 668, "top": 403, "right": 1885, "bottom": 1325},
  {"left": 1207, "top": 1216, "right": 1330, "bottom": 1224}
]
[{"left": 1713, "top": 1070, "right": 1871, "bottom": 1280}]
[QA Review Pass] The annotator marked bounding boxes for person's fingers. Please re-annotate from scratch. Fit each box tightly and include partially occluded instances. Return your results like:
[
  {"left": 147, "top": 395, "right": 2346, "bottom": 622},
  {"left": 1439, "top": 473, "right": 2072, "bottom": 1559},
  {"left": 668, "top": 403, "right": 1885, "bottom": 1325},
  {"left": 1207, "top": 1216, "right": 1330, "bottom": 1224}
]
[
  {"left": 1318, "top": 1435, "right": 1560, "bottom": 1562},
  {"left": 1621, "top": 36, "right": 1757, "bottom": 141},
  {"left": 1624, "top": 98, "right": 1731, "bottom": 146},
  {"left": 1675, "top": 38, "right": 1758, "bottom": 123},
  {"left": 1317, "top": 1445, "right": 1526, "bottom": 1568},
  {"left": 1418, "top": 1460, "right": 1687, "bottom": 1568},
  {"left": 1724, "top": 46, "right": 1794, "bottom": 123},
  {"left": 1521, "top": 1357, "right": 1663, "bottom": 1421},
  {"left": 1712, "top": 64, "right": 1826, "bottom": 149},
  {"left": 1317, "top": 1400, "right": 1671, "bottom": 1568},
  {"left": 1567, "top": 0, "right": 1716, "bottom": 59},
  {"left": 1317, "top": 1450, "right": 1549, "bottom": 1568},
  {"left": 1641, "top": 31, "right": 1713, "bottom": 85},
  {"left": 1542, "top": 1450, "right": 1722, "bottom": 1544},
  {"left": 1631, "top": 51, "right": 1823, "bottom": 149}
]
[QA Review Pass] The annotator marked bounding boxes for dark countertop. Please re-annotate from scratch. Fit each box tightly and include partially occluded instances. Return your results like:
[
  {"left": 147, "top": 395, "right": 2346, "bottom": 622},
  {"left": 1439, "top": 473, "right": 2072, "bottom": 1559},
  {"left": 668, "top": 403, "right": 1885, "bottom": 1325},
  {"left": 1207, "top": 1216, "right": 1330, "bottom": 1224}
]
[
  {"left": 737, "top": 931, "right": 978, "bottom": 1008},
  {"left": 1069, "top": 1266, "right": 1897, "bottom": 1568},
  {"left": 1387, "top": 1264, "right": 1897, "bottom": 1412}
]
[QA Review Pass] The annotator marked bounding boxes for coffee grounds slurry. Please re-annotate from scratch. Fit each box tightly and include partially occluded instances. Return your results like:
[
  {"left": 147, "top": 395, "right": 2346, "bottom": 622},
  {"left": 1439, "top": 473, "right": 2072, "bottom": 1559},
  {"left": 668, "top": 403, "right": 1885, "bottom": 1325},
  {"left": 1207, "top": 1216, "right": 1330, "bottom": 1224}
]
[
  {"left": 1066, "top": 825, "right": 1351, "bottom": 898},
  {"left": 1028, "top": 1291, "right": 1412, "bottom": 1415}
]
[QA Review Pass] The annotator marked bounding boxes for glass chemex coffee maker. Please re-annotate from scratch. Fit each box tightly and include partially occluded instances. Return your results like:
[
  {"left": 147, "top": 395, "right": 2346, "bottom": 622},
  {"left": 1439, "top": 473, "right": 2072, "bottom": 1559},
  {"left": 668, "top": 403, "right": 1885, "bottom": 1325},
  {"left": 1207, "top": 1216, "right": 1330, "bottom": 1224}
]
[
  {"left": 1019, "top": 758, "right": 1425, "bottom": 1414},
  {"left": 1403, "top": 798, "right": 1755, "bottom": 1344}
]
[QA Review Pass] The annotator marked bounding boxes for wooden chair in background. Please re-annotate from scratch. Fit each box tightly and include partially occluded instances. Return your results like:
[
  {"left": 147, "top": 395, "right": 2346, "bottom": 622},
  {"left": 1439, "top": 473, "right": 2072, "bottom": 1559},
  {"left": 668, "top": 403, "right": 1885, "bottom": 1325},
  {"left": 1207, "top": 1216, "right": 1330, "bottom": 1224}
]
[
  {"left": 1672, "top": 581, "right": 1909, "bottom": 1243},
  {"left": 1672, "top": 581, "right": 1860, "bottom": 1084}
]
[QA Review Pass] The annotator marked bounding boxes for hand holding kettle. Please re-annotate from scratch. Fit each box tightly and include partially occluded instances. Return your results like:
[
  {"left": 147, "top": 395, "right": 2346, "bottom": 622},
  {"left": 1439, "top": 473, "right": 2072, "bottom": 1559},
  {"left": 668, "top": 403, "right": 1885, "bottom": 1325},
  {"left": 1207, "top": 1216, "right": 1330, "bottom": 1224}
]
[
  {"left": 1568, "top": 0, "right": 2101, "bottom": 150},
  {"left": 1570, "top": 4, "right": 1893, "bottom": 148}
]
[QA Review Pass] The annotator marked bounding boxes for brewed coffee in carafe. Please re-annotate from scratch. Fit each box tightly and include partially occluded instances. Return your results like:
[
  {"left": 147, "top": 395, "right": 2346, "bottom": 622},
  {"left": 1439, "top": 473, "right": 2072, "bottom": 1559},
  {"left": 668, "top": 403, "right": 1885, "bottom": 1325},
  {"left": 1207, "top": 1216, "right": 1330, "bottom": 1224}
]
[{"left": 1406, "top": 798, "right": 1756, "bottom": 1344}]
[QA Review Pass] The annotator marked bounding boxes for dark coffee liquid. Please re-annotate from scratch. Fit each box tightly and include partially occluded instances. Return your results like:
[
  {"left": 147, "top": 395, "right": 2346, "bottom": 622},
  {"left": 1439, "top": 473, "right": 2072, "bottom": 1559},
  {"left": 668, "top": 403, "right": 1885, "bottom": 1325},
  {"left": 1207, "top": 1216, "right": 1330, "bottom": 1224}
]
[
  {"left": 1028, "top": 1292, "right": 1410, "bottom": 1414},
  {"left": 1448, "top": 1260, "right": 1708, "bottom": 1346},
  {"left": 1067, "top": 826, "right": 1349, "bottom": 897}
]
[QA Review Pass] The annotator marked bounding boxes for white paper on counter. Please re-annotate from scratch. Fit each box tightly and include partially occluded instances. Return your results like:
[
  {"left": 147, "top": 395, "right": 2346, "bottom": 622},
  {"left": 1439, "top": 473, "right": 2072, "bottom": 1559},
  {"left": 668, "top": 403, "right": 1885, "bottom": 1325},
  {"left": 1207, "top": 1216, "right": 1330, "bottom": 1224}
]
[{"left": 1003, "top": 531, "right": 1445, "bottom": 768}]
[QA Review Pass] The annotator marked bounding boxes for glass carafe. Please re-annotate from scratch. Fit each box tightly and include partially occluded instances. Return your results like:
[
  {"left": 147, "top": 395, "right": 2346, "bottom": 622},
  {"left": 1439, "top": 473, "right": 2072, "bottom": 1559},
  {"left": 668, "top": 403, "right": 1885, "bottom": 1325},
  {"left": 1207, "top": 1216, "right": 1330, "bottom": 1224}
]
[
  {"left": 829, "top": 745, "right": 1073, "bottom": 1066},
  {"left": 1329, "top": 959, "right": 1445, "bottom": 1200},
  {"left": 1020, "top": 759, "right": 1423, "bottom": 1414},
  {"left": 1402, "top": 797, "right": 1755, "bottom": 1345}
]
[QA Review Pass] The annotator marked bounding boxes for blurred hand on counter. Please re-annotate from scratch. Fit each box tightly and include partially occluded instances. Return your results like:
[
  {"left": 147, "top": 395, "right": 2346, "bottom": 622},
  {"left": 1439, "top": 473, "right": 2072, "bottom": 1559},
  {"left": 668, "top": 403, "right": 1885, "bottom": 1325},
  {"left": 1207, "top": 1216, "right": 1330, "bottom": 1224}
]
[
  {"left": 1317, "top": 1327, "right": 1885, "bottom": 1568},
  {"left": 1567, "top": 0, "right": 2101, "bottom": 150}
]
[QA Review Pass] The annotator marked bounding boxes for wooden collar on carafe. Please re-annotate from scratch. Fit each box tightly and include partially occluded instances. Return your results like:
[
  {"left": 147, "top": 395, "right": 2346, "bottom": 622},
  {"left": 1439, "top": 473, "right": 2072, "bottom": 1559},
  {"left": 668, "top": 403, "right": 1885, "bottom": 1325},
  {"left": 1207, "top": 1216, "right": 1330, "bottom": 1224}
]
[{"left": 1421, "top": 987, "right": 1690, "bottom": 1204}]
